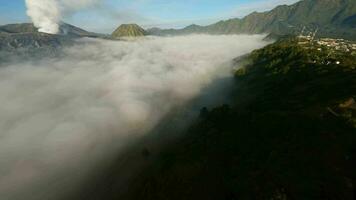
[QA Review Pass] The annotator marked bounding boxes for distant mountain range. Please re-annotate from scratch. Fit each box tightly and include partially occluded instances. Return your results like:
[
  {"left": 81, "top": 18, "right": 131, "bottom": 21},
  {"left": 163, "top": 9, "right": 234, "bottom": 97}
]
[
  {"left": 147, "top": 0, "right": 356, "bottom": 40},
  {"left": 0, "top": 0, "right": 355, "bottom": 58}
]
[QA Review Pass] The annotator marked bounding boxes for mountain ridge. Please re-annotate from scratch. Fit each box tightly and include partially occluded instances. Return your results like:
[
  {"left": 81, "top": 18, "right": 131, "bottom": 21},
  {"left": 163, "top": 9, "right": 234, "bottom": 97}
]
[
  {"left": 0, "top": 23, "right": 101, "bottom": 38},
  {"left": 147, "top": 0, "right": 356, "bottom": 40},
  {"left": 0, "top": 23, "right": 105, "bottom": 63}
]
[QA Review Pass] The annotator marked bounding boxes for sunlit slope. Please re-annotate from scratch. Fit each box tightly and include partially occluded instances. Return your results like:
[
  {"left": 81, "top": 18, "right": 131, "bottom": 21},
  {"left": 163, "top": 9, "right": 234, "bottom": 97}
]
[{"left": 111, "top": 24, "right": 147, "bottom": 39}]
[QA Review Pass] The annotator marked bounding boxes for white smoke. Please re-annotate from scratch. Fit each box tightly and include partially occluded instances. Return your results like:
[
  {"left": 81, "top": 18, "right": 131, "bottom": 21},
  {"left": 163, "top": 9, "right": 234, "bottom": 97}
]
[
  {"left": 25, "top": 0, "right": 101, "bottom": 34},
  {"left": 0, "top": 35, "right": 267, "bottom": 200}
]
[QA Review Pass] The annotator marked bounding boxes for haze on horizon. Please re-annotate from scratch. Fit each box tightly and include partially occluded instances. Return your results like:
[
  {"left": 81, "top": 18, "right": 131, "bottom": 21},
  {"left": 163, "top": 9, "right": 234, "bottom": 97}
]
[{"left": 1, "top": 0, "right": 299, "bottom": 33}]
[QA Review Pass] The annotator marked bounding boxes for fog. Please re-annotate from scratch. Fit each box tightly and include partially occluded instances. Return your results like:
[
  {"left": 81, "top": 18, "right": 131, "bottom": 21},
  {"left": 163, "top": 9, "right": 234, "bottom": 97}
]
[{"left": 0, "top": 35, "right": 267, "bottom": 200}]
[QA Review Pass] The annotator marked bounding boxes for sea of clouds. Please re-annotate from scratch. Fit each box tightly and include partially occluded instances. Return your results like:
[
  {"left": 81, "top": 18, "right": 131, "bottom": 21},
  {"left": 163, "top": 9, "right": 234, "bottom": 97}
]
[{"left": 0, "top": 35, "right": 267, "bottom": 200}]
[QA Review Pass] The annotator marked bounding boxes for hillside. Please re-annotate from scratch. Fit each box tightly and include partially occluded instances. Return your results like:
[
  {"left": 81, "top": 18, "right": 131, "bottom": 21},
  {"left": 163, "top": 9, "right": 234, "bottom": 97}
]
[
  {"left": 111, "top": 24, "right": 147, "bottom": 39},
  {"left": 119, "top": 38, "right": 356, "bottom": 200},
  {"left": 148, "top": 0, "right": 356, "bottom": 40}
]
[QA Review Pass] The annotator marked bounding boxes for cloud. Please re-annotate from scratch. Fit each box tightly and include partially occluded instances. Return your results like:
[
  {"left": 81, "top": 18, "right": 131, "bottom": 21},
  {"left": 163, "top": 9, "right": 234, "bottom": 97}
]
[{"left": 0, "top": 35, "right": 268, "bottom": 200}]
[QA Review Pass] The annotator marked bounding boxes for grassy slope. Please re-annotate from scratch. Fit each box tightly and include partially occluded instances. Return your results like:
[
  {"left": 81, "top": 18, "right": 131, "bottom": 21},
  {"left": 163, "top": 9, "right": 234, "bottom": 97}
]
[{"left": 122, "top": 38, "right": 356, "bottom": 200}]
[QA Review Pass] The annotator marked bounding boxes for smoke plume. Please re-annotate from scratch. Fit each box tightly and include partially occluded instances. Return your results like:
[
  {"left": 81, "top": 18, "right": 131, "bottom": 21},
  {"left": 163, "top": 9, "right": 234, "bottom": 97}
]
[
  {"left": 25, "top": 0, "right": 101, "bottom": 34},
  {"left": 0, "top": 35, "right": 267, "bottom": 200}
]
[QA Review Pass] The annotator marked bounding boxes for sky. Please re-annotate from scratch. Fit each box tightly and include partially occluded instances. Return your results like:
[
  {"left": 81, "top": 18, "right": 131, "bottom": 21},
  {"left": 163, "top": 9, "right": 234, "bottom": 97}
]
[{"left": 0, "top": 0, "right": 299, "bottom": 33}]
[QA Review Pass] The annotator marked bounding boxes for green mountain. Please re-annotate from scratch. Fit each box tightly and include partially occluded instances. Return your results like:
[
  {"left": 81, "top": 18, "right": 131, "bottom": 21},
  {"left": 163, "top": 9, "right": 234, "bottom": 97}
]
[
  {"left": 120, "top": 37, "right": 356, "bottom": 200},
  {"left": 111, "top": 24, "right": 147, "bottom": 39},
  {"left": 148, "top": 0, "right": 356, "bottom": 40}
]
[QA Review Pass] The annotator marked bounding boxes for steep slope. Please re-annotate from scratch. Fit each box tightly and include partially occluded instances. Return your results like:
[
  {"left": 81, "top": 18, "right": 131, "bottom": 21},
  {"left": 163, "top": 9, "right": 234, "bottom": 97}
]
[
  {"left": 58, "top": 23, "right": 102, "bottom": 37},
  {"left": 148, "top": 0, "right": 356, "bottom": 40},
  {"left": 121, "top": 38, "right": 356, "bottom": 200},
  {"left": 111, "top": 24, "right": 147, "bottom": 39}
]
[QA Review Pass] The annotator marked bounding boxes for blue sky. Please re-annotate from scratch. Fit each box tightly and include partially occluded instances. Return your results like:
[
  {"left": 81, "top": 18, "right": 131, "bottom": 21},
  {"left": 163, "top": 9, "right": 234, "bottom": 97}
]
[{"left": 0, "top": 0, "right": 298, "bottom": 33}]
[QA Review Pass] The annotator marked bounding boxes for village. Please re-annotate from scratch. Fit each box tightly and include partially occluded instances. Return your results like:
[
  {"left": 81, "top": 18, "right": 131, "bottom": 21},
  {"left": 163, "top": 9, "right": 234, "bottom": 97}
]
[
  {"left": 297, "top": 27, "right": 356, "bottom": 53},
  {"left": 295, "top": 27, "right": 356, "bottom": 67},
  {"left": 315, "top": 38, "right": 356, "bottom": 52}
]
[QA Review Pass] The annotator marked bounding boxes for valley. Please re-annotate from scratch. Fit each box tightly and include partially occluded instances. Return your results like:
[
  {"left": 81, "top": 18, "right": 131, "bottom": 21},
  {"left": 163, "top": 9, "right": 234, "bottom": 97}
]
[
  {"left": 117, "top": 37, "right": 356, "bottom": 200},
  {"left": 0, "top": 0, "right": 355, "bottom": 199}
]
